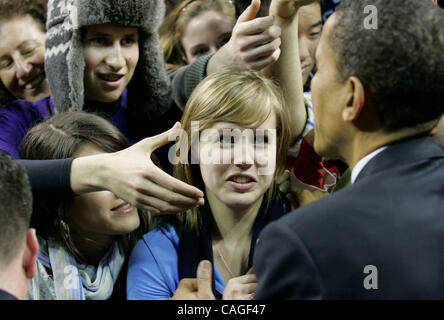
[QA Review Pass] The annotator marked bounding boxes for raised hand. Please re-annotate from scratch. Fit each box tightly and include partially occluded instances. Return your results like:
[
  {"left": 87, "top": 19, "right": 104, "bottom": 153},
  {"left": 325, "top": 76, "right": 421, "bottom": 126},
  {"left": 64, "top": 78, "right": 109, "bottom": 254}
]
[
  {"left": 208, "top": 0, "right": 282, "bottom": 73},
  {"left": 70, "top": 122, "right": 205, "bottom": 215},
  {"left": 270, "top": 0, "right": 318, "bottom": 20}
]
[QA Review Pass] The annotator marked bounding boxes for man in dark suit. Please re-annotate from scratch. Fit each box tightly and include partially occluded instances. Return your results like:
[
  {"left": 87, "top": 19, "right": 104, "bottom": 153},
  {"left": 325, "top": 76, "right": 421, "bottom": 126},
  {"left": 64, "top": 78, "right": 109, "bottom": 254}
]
[
  {"left": 254, "top": 0, "right": 444, "bottom": 299},
  {"left": 0, "top": 152, "right": 39, "bottom": 300}
]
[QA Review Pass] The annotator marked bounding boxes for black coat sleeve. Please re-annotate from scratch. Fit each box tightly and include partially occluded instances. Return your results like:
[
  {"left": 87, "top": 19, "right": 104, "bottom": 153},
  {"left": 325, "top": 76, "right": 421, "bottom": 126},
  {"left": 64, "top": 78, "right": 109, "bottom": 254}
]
[
  {"left": 253, "top": 221, "right": 324, "bottom": 300},
  {"left": 19, "top": 158, "right": 74, "bottom": 194}
]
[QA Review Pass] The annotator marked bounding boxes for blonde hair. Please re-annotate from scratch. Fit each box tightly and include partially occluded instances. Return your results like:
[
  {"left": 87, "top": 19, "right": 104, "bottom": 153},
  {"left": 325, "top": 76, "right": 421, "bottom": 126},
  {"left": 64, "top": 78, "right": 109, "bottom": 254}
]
[
  {"left": 159, "top": 0, "right": 235, "bottom": 69},
  {"left": 170, "top": 70, "right": 291, "bottom": 231}
]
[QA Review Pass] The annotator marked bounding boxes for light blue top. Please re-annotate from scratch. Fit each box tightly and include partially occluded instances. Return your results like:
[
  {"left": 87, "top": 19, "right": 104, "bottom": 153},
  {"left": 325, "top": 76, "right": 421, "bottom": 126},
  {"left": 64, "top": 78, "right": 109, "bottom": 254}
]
[{"left": 126, "top": 224, "right": 226, "bottom": 300}]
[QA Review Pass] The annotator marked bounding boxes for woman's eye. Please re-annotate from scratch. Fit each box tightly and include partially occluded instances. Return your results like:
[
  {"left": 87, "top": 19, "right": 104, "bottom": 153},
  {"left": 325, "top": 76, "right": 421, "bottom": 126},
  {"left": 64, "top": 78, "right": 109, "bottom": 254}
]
[
  {"left": 220, "top": 135, "right": 234, "bottom": 146},
  {"left": 255, "top": 136, "right": 269, "bottom": 145},
  {"left": 309, "top": 29, "right": 322, "bottom": 38},
  {"left": 0, "top": 59, "right": 12, "bottom": 70},
  {"left": 192, "top": 47, "right": 208, "bottom": 57},
  {"left": 21, "top": 47, "right": 36, "bottom": 56}
]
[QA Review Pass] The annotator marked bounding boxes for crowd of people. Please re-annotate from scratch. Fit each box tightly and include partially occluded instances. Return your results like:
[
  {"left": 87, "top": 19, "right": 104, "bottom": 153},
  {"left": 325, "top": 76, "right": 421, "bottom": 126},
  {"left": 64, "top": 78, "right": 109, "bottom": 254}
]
[{"left": 0, "top": 0, "right": 443, "bottom": 300}]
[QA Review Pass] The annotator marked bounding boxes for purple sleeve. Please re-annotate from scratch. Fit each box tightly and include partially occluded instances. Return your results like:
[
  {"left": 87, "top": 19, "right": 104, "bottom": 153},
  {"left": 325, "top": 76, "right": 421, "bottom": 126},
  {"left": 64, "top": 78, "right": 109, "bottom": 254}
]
[{"left": 0, "top": 98, "right": 53, "bottom": 159}]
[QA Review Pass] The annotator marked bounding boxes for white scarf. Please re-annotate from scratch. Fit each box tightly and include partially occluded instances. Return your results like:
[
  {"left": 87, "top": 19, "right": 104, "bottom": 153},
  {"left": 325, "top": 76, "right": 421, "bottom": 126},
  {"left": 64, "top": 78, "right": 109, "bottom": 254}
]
[{"left": 37, "top": 236, "right": 125, "bottom": 300}]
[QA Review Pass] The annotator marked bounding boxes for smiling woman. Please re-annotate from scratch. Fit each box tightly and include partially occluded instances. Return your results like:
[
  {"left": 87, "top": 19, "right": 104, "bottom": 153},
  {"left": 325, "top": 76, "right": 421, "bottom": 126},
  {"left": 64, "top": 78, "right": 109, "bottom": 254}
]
[
  {"left": 0, "top": 0, "right": 49, "bottom": 105},
  {"left": 21, "top": 111, "right": 150, "bottom": 300}
]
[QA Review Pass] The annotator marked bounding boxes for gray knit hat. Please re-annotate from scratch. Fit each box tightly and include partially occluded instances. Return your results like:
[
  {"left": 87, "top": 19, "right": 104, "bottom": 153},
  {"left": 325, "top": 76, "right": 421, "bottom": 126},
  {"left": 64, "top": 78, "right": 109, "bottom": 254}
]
[{"left": 45, "top": 0, "right": 171, "bottom": 116}]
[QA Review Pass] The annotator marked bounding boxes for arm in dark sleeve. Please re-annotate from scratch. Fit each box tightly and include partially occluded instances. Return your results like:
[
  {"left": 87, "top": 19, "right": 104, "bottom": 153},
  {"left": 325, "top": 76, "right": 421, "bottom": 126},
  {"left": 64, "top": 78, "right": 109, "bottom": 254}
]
[
  {"left": 19, "top": 158, "right": 74, "bottom": 195},
  {"left": 253, "top": 221, "right": 324, "bottom": 300},
  {"left": 170, "top": 54, "right": 214, "bottom": 110}
]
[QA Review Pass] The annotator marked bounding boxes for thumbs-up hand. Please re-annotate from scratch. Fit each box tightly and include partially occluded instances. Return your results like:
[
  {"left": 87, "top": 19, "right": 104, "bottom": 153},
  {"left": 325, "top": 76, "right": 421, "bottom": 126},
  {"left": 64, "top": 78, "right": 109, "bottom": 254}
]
[
  {"left": 269, "top": 0, "right": 318, "bottom": 20},
  {"left": 71, "top": 122, "right": 204, "bottom": 215},
  {"left": 208, "top": 0, "right": 282, "bottom": 72},
  {"left": 172, "top": 260, "right": 216, "bottom": 300}
]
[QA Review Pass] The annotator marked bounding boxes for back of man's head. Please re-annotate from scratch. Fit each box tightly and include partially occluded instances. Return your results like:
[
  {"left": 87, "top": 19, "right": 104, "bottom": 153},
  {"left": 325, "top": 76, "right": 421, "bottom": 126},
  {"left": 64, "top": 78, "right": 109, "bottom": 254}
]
[
  {"left": 0, "top": 152, "right": 33, "bottom": 266},
  {"left": 330, "top": 0, "right": 444, "bottom": 132}
]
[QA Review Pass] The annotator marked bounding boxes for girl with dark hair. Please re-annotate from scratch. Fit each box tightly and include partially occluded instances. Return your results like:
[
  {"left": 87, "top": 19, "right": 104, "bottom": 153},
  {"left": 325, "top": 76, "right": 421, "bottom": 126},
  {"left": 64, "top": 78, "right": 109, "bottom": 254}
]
[{"left": 22, "top": 111, "right": 150, "bottom": 300}]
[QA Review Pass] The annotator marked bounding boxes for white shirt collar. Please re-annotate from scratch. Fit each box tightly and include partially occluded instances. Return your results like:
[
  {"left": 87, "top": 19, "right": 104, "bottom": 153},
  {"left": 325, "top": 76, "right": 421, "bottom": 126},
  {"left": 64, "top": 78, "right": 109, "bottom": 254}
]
[{"left": 351, "top": 146, "right": 388, "bottom": 184}]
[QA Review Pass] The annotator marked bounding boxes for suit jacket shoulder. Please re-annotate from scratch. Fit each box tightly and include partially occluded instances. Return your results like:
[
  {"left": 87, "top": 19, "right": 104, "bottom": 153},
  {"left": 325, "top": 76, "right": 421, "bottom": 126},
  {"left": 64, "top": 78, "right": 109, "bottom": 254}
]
[{"left": 254, "top": 136, "right": 444, "bottom": 299}]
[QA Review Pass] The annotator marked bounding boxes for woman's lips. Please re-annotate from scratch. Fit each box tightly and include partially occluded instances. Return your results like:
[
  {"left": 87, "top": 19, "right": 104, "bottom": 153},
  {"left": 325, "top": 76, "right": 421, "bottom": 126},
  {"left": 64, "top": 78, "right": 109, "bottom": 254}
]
[
  {"left": 111, "top": 202, "right": 135, "bottom": 214},
  {"left": 226, "top": 174, "right": 257, "bottom": 191},
  {"left": 227, "top": 180, "right": 256, "bottom": 190},
  {"left": 23, "top": 74, "right": 46, "bottom": 90}
]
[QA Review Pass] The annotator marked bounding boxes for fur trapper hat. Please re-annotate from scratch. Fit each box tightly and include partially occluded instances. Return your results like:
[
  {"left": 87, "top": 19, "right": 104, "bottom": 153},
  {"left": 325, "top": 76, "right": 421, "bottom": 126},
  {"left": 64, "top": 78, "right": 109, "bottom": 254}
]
[{"left": 45, "top": 0, "right": 171, "bottom": 115}]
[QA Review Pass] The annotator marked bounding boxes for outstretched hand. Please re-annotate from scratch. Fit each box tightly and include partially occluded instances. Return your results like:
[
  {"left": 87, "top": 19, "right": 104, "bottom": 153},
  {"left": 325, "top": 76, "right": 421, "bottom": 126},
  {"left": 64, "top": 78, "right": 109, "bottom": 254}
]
[
  {"left": 172, "top": 260, "right": 216, "bottom": 300},
  {"left": 208, "top": 0, "right": 282, "bottom": 73},
  {"left": 71, "top": 122, "right": 204, "bottom": 215}
]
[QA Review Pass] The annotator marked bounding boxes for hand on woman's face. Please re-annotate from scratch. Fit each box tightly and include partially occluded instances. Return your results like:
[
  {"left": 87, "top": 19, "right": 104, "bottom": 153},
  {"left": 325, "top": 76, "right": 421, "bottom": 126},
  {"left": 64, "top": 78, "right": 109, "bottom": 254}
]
[
  {"left": 0, "top": 15, "right": 50, "bottom": 101},
  {"left": 198, "top": 111, "right": 277, "bottom": 210},
  {"left": 83, "top": 24, "right": 139, "bottom": 103},
  {"left": 68, "top": 143, "right": 140, "bottom": 237}
]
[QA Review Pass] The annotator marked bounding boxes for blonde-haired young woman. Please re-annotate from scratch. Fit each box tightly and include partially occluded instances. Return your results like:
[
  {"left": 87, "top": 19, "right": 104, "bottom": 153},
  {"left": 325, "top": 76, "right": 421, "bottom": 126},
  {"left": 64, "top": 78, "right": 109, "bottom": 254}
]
[
  {"left": 160, "top": 0, "right": 236, "bottom": 68},
  {"left": 127, "top": 69, "right": 292, "bottom": 300}
]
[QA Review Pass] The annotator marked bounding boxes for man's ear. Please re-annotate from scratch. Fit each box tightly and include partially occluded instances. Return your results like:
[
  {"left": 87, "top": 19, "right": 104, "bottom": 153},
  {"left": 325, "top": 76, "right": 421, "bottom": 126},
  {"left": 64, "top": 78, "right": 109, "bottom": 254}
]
[
  {"left": 342, "top": 76, "right": 365, "bottom": 122},
  {"left": 23, "top": 229, "right": 39, "bottom": 279}
]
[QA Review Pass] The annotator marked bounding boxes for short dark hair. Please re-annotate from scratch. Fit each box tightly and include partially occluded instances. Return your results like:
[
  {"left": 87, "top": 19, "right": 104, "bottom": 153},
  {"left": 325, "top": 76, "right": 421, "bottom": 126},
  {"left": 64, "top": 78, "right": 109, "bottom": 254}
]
[
  {"left": 330, "top": 0, "right": 444, "bottom": 132},
  {"left": 0, "top": 151, "right": 33, "bottom": 263},
  {"left": 234, "top": 0, "right": 325, "bottom": 18},
  {"left": 21, "top": 111, "right": 149, "bottom": 264},
  {"left": 0, "top": 0, "right": 47, "bottom": 31}
]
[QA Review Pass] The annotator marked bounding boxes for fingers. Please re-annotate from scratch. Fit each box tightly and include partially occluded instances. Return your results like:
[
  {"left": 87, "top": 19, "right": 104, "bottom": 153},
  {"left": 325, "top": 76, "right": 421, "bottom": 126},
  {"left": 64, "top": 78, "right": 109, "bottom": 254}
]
[
  {"left": 236, "top": 16, "right": 277, "bottom": 36},
  {"left": 237, "top": 0, "right": 261, "bottom": 23},
  {"left": 230, "top": 15, "right": 281, "bottom": 71},
  {"left": 247, "top": 48, "right": 281, "bottom": 71},
  {"left": 243, "top": 283, "right": 258, "bottom": 294},
  {"left": 223, "top": 273, "right": 257, "bottom": 300},
  {"left": 236, "top": 26, "right": 281, "bottom": 50},
  {"left": 148, "top": 165, "right": 204, "bottom": 199},
  {"left": 135, "top": 176, "right": 203, "bottom": 206},
  {"left": 241, "top": 37, "right": 281, "bottom": 63},
  {"left": 239, "top": 272, "right": 257, "bottom": 283},
  {"left": 136, "top": 195, "right": 203, "bottom": 215},
  {"left": 171, "top": 279, "right": 198, "bottom": 300},
  {"left": 197, "top": 260, "right": 216, "bottom": 300},
  {"left": 143, "top": 122, "right": 182, "bottom": 152}
]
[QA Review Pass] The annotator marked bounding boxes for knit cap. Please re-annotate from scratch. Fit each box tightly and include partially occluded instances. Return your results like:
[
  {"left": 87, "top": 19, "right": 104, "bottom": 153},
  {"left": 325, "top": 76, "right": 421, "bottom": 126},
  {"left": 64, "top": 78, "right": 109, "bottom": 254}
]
[{"left": 45, "top": 0, "right": 171, "bottom": 115}]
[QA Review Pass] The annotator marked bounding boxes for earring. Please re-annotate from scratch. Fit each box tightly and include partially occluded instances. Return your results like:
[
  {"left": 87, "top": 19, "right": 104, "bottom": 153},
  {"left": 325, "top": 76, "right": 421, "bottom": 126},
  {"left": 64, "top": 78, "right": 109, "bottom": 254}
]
[{"left": 60, "top": 219, "right": 70, "bottom": 240}]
